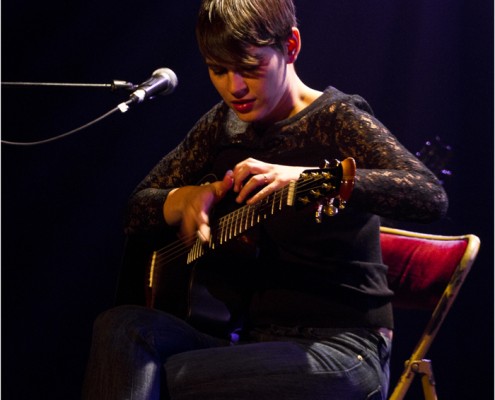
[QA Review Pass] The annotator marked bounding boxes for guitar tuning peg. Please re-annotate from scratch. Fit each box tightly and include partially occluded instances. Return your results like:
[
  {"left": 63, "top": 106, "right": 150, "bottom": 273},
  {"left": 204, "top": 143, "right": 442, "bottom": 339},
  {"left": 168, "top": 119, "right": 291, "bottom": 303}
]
[
  {"left": 315, "top": 202, "right": 323, "bottom": 223},
  {"left": 316, "top": 197, "right": 345, "bottom": 221},
  {"left": 323, "top": 197, "right": 339, "bottom": 216},
  {"left": 320, "top": 159, "right": 339, "bottom": 169},
  {"left": 310, "top": 189, "right": 323, "bottom": 198}
]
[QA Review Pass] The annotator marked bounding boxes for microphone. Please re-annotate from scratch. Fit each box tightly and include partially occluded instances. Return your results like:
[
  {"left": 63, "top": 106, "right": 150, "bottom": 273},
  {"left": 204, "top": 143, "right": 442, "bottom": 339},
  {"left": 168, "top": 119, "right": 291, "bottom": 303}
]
[{"left": 129, "top": 68, "right": 178, "bottom": 104}]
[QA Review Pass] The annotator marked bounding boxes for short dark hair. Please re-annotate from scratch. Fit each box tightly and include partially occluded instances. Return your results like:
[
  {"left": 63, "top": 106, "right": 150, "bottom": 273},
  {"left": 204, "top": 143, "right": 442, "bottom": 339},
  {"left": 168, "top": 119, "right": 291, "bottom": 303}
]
[{"left": 196, "top": 0, "right": 297, "bottom": 68}]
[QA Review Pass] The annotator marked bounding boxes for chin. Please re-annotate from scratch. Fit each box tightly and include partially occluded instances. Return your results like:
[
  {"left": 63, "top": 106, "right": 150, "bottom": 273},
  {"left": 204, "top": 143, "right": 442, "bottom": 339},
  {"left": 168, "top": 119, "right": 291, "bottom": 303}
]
[{"left": 235, "top": 113, "right": 258, "bottom": 123}]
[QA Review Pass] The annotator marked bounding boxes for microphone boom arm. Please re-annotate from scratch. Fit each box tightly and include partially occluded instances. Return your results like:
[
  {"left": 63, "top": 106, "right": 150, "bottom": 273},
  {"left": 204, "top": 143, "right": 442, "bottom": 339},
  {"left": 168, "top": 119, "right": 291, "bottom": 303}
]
[
  {"left": 1, "top": 80, "right": 136, "bottom": 91},
  {"left": 1, "top": 67, "right": 178, "bottom": 146}
]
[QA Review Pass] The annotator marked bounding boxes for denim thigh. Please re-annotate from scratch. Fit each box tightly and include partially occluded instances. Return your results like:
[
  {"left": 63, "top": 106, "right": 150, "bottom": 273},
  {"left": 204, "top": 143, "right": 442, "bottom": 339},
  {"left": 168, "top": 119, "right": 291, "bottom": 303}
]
[
  {"left": 166, "top": 327, "right": 392, "bottom": 400},
  {"left": 82, "top": 305, "right": 229, "bottom": 400}
]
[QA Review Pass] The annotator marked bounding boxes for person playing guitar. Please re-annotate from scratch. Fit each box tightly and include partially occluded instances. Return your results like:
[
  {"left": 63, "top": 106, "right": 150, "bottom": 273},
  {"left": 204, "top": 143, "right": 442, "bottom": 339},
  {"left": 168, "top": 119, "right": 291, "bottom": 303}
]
[{"left": 82, "top": 1, "right": 448, "bottom": 399}]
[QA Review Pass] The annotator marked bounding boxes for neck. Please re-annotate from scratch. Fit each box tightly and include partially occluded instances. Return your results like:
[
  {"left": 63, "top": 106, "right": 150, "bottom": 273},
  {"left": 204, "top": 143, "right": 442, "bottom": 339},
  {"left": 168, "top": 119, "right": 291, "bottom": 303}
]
[
  {"left": 287, "top": 70, "right": 323, "bottom": 117},
  {"left": 255, "top": 68, "right": 323, "bottom": 127}
]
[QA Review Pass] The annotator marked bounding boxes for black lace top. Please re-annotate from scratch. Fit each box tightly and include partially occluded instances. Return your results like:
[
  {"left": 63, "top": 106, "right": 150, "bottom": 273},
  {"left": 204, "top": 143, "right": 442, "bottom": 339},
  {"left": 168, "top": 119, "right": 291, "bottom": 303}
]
[{"left": 124, "top": 86, "right": 448, "bottom": 330}]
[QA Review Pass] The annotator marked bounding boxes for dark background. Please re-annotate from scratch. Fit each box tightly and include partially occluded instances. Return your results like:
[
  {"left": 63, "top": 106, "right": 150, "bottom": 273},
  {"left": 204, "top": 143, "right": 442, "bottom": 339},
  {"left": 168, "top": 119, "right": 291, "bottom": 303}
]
[{"left": 2, "top": 1, "right": 493, "bottom": 399}]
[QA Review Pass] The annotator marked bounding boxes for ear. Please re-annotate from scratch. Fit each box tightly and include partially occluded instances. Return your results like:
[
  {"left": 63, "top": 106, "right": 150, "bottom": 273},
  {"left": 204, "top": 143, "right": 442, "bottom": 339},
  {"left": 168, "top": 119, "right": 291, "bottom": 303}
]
[{"left": 286, "top": 27, "right": 301, "bottom": 63}]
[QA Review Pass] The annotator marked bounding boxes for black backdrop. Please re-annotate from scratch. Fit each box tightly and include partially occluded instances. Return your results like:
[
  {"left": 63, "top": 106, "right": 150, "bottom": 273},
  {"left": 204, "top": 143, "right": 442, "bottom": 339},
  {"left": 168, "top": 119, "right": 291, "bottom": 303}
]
[{"left": 2, "top": 1, "right": 493, "bottom": 399}]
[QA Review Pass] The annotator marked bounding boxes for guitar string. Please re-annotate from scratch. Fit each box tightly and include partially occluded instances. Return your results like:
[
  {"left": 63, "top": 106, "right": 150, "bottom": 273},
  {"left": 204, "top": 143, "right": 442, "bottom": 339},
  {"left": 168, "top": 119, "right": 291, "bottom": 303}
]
[
  {"left": 152, "top": 184, "right": 291, "bottom": 265},
  {"left": 152, "top": 173, "right": 335, "bottom": 266},
  {"left": 152, "top": 174, "right": 335, "bottom": 265}
]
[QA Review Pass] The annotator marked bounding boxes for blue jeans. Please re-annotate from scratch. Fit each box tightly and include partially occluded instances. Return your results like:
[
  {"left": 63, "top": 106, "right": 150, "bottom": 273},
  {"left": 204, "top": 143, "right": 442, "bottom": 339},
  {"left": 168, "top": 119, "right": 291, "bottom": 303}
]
[{"left": 82, "top": 305, "right": 391, "bottom": 399}]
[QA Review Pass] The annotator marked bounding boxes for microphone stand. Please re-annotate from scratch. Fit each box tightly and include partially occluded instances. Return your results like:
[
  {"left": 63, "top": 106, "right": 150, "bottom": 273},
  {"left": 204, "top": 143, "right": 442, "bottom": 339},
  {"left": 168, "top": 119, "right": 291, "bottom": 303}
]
[
  {"left": 1, "top": 80, "right": 137, "bottom": 91},
  {"left": 1, "top": 79, "right": 138, "bottom": 146}
]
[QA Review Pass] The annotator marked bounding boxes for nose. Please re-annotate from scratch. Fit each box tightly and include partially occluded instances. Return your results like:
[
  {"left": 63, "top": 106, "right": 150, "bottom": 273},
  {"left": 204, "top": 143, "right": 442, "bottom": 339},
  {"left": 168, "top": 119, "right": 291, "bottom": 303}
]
[{"left": 228, "top": 71, "right": 248, "bottom": 98}]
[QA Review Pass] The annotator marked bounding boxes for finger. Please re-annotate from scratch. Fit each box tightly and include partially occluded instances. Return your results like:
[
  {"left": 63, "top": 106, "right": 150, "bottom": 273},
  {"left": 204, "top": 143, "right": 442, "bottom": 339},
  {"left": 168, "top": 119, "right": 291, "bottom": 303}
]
[
  {"left": 197, "top": 223, "right": 211, "bottom": 243},
  {"left": 232, "top": 166, "right": 249, "bottom": 193},
  {"left": 232, "top": 160, "right": 259, "bottom": 192},
  {"left": 246, "top": 180, "right": 274, "bottom": 205},
  {"left": 236, "top": 173, "right": 271, "bottom": 203},
  {"left": 220, "top": 170, "right": 234, "bottom": 194},
  {"left": 196, "top": 209, "right": 210, "bottom": 240},
  {"left": 207, "top": 170, "right": 234, "bottom": 206}
]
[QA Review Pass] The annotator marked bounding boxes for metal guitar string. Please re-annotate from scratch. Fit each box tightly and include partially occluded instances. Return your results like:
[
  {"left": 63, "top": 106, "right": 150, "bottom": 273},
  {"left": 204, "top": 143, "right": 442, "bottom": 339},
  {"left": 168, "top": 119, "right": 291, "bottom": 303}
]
[
  {"left": 152, "top": 175, "right": 326, "bottom": 267},
  {"left": 152, "top": 184, "right": 292, "bottom": 271}
]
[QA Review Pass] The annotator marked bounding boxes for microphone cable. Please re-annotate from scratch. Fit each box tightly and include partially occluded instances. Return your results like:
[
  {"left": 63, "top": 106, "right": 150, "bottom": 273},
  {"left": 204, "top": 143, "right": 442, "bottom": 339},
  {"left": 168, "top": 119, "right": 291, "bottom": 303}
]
[
  {"left": 2, "top": 67, "right": 178, "bottom": 146},
  {"left": 1, "top": 99, "right": 134, "bottom": 146}
]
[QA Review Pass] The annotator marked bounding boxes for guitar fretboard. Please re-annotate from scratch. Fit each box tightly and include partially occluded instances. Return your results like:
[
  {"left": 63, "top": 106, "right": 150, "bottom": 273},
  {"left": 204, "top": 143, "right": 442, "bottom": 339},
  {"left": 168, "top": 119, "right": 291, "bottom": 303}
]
[{"left": 186, "top": 181, "right": 296, "bottom": 263}]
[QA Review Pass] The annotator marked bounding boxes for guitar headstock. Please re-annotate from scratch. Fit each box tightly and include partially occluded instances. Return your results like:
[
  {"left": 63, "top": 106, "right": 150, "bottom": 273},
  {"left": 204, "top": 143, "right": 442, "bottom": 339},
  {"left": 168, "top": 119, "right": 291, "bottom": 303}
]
[{"left": 293, "top": 157, "right": 356, "bottom": 222}]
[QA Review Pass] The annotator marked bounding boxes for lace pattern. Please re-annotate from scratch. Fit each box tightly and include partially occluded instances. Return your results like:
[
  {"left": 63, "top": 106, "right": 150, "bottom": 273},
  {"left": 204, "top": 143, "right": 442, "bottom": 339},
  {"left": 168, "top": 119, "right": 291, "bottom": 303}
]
[{"left": 124, "top": 86, "right": 448, "bottom": 234}]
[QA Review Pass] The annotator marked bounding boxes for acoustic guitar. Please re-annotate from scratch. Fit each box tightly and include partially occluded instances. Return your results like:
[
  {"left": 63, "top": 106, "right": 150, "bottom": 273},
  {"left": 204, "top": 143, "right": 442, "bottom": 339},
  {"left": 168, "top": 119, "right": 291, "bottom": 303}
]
[{"left": 138, "top": 157, "right": 356, "bottom": 337}]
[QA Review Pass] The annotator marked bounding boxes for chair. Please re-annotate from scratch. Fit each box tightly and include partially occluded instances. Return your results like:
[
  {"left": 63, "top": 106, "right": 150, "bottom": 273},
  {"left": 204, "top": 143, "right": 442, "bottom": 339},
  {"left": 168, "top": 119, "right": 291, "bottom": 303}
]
[{"left": 380, "top": 226, "right": 481, "bottom": 400}]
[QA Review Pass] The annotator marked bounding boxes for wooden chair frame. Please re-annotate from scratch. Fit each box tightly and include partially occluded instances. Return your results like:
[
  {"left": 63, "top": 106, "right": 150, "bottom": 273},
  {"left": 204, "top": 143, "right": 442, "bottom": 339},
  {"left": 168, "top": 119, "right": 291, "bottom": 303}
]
[{"left": 380, "top": 226, "right": 481, "bottom": 400}]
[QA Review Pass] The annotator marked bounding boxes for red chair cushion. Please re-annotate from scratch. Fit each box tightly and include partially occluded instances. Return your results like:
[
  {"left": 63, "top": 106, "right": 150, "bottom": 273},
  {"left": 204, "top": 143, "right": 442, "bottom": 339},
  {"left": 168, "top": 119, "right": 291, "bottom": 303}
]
[{"left": 380, "top": 232, "right": 468, "bottom": 310}]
